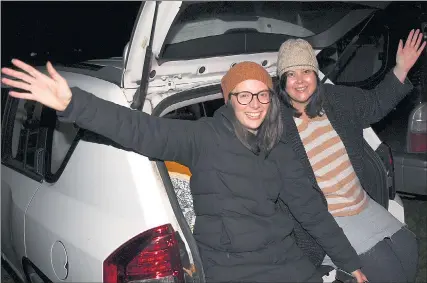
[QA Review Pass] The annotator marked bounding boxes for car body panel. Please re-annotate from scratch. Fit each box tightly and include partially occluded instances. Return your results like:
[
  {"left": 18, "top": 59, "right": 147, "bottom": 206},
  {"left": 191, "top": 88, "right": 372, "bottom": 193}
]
[
  {"left": 1, "top": 171, "right": 39, "bottom": 281},
  {"left": 2, "top": 73, "right": 188, "bottom": 281},
  {"left": 393, "top": 153, "right": 427, "bottom": 196},
  {"left": 388, "top": 194, "right": 406, "bottom": 224}
]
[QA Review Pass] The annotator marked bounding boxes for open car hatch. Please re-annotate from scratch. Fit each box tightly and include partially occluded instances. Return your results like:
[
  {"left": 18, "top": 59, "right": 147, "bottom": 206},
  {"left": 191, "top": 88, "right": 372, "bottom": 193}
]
[{"left": 122, "top": 1, "right": 388, "bottom": 106}]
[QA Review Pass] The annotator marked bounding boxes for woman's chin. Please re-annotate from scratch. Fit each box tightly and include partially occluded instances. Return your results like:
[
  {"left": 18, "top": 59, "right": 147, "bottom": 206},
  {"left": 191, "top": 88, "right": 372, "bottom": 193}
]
[{"left": 244, "top": 122, "right": 262, "bottom": 132}]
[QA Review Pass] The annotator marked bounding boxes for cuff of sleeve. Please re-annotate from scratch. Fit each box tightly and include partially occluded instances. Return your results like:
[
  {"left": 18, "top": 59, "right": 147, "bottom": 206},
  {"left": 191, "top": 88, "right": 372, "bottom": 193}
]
[
  {"left": 56, "top": 87, "right": 88, "bottom": 123},
  {"left": 337, "top": 256, "right": 362, "bottom": 274},
  {"left": 57, "top": 96, "right": 75, "bottom": 119},
  {"left": 388, "top": 68, "right": 413, "bottom": 92}
]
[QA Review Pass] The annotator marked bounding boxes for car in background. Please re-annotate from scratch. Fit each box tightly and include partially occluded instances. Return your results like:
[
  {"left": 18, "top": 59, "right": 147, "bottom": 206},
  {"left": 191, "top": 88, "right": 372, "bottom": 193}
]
[
  {"left": 1, "top": 2, "right": 410, "bottom": 283},
  {"left": 317, "top": 2, "right": 427, "bottom": 198}
]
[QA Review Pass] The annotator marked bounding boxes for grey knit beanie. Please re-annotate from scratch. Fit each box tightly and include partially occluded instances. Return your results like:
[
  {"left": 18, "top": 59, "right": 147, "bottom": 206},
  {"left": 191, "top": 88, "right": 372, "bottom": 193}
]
[{"left": 277, "top": 38, "right": 319, "bottom": 78}]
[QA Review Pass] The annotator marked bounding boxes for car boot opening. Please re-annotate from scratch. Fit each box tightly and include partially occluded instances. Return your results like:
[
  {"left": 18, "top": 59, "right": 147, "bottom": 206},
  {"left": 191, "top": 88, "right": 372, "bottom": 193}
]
[{"left": 151, "top": 88, "right": 225, "bottom": 283}]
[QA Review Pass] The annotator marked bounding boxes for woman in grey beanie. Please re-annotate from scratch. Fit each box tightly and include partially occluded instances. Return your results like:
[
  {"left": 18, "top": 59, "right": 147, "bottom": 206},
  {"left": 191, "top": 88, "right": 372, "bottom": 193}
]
[{"left": 277, "top": 29, "right": 425, "bottom": 282}]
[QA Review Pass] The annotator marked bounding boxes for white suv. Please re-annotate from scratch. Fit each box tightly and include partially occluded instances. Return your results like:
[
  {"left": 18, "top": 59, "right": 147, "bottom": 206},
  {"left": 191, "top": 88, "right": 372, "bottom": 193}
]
[{"left": 1, "top": 1, "right": 404, "bottom": 282}]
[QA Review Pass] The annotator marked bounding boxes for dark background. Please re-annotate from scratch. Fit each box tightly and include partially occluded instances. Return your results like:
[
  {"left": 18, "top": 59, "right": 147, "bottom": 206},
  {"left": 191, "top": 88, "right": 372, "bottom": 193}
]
[
  {"left": 1, "top": 2, "right": 426, "bottom": 68},
  {"left": 1, "top": 1, "right": 141, "bottom": 66}
]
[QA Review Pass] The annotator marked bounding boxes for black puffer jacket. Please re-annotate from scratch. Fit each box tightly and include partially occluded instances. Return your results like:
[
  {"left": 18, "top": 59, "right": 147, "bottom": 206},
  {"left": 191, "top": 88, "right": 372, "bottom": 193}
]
[{"left": 58, "top": 88, "right": 361, "bottom": 282}]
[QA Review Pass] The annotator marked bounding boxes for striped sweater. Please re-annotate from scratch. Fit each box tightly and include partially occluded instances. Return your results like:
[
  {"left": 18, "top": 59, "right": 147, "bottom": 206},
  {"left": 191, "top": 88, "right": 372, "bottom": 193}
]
[{"left": 294, "top": 114, "right": 368, "bottom": 216}]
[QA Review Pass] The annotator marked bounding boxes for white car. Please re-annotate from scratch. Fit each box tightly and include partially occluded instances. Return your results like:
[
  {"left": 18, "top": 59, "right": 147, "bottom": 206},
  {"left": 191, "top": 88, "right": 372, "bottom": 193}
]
[{"left": 1, "top": 1, "right": 404, "bottom": 282}]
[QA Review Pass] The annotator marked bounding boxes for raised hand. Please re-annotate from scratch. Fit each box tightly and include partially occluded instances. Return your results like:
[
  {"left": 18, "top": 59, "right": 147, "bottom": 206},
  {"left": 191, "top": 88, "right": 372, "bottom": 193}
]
[
  {"left": 394, "top": 29, "right": 426, "bottom": 81},
  {"left": 352, "top": 269, "right": 368, "bottom": 283},
  {"left": 1, "top": 59, "right": 72, "bottom": 111}
]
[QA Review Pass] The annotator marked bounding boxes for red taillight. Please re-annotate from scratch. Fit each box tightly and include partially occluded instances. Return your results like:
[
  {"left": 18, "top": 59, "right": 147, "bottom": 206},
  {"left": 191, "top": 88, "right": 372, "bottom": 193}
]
[
  {"left": 104, "top": 224, "right": 184, "bottom": 283},
  {"left": 409, "top": 132, "right": 427, "bottom": 152},
  {"left": 407, "top": 103, "right": 427, "bottom": 153}
]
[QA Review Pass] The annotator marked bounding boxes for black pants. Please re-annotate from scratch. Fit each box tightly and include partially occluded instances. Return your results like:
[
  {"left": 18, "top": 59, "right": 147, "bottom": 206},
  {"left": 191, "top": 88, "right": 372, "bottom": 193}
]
[
  {"left": 359, "top": 227, "right": 419, "bottom": 283},
  {"left": 200, "top": 237, "right": 321, "bottom": 282}
]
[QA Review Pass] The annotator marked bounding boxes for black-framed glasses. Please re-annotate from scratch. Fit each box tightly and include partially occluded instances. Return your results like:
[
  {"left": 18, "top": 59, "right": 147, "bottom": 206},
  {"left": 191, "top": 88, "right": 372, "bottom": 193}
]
[{"left": 230, "top": 90, "right": 272, "bottom": 105}]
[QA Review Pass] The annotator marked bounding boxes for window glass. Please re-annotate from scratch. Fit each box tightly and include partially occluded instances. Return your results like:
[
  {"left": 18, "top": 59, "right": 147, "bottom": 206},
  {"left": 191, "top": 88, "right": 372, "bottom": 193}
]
[
  {"left": 5, "top": 97, "right": 79, "bottom": 177},
  {"left": 162, "top": 1, "right": 370, "bottom": 60},
  {"left": 10, "top": 99, "right": 43, "bottom": 170},
  {"left": 163, "top": 104, "right": 203, "bottom": 120},
  {"left": 50, "top": 120, "right": 79, "bottom": 174},
  {"left": 163, "top": 98, "right": 225, "bottom": 120},
  {"left": 317, "top": 20, "right": 387, "bottom": 85}
]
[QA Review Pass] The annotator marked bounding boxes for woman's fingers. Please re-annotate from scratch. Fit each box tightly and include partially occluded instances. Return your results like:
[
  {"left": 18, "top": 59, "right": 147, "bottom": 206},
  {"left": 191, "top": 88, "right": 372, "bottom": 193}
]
[
  {"left": 351, "top": 269, "right": 368, "bottom": 283},
  {"left": 417, "top": 41, "right": 427, "bottom": 55},
  {"left": 11, "top": 59, "right": 41, "bottom": 78},
  {"left": 1, "top": 67, "right": 36, "bottom": 84},
  {"left": 8, "top": 90, "right": 34, "bottom": 101},
  {"left": 404, "top": 29, "right": 415, "bottom": 49},
  {"left": 415, "top": 32, "right": 424, "bottom": 49},
  {"left": 46, "top": 61, "right": 63, "bottom": 82},
  {"left": 11, "top": 58, "right": 54, "bottom": 85},
  {"left": 397, "top": 39, "right": 403, "bottom": 53},
  {"left": 411, "top": 29, "right": 420, "bottom": 47},
  {"left": 1, "top": 77, "right": 32, "bottom": 92}
]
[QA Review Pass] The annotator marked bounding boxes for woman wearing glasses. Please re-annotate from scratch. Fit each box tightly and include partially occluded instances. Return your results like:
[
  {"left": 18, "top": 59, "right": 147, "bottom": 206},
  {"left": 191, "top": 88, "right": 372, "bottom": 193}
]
[{"left": 2, "top": 60, "right": 367, "bottom": 282}]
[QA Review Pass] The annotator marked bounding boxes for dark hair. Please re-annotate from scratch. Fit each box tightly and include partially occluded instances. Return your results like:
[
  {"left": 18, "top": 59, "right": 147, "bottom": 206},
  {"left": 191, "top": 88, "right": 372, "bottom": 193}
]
[
  {"left": 278, "top": 74, "right": 324, "bottom": 118},
  {"left": 227, "top": 89, "right": 283, "bottom": 156}
]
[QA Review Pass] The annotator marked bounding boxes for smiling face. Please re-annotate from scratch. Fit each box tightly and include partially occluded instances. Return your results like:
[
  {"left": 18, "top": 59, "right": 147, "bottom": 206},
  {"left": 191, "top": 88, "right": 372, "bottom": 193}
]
[
  {"left": 284, "top": 69, "right": 317, "bottom": 111},
  {"left": 230, "top": 79, "right": 270, "bottom": 132}
]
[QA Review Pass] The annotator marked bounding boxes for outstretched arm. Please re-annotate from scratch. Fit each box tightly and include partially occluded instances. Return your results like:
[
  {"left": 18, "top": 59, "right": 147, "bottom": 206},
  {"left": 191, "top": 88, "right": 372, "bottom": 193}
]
[
  {"left": 350, "top": 29, "right": 425, "bottom": 127},
  {"left": 1, "top": 59, "right": 204, "bottom": 167}
]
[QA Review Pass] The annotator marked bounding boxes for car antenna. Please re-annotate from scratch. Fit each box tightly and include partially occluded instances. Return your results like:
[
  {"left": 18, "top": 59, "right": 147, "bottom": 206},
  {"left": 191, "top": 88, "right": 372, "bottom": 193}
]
[
  {"left": 321, "top": 13, "right": 375, "bottom": 84},
  {"left": 131, "top": 1, "right": 160, "bottom": 110}
]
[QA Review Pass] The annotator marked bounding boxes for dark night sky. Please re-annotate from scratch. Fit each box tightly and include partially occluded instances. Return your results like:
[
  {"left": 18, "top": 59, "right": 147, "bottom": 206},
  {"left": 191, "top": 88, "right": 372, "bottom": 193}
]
[
  {"left": 1, "top": 1, "right": 426, "bottom": 68},
  {"left": 1, "top": 1, "right": 141, "bottom": 66}
]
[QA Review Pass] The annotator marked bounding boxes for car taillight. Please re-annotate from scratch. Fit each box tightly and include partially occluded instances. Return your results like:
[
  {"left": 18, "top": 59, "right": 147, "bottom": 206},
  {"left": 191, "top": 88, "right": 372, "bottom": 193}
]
[
  {"left": 407, "top": 103, "right": 427, "bottom": 153},
  {"left": 409, "top": 132, "right": 427, "bottom": 152},
  {"left": 104, "top": 224, "right": 184, "bottom": 283}
]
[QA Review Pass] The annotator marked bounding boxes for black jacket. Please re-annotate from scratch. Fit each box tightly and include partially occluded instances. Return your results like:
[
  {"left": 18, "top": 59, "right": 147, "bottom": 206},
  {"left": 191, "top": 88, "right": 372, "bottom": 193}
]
[
  {"left": 279, "top": 69, "right": 413, "bottom": 267},
  {"left": 58, "top": 88, "right": 361, "bottom": 282}
]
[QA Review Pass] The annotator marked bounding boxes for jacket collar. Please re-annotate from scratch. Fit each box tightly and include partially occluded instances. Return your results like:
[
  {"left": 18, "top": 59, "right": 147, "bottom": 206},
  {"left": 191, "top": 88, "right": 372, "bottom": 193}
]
[{"left": 214, "top": 104, "right": 235, "bottom": 133}]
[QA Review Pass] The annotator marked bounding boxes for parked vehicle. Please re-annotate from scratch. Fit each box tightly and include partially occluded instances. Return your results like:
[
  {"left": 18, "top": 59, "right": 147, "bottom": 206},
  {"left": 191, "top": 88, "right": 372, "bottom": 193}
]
[
  {"left": 316, "top": 2, "right": 427, "bottom": 197},
  {"left": 1, "top": 2, "right": 406, "bottom": 282}
]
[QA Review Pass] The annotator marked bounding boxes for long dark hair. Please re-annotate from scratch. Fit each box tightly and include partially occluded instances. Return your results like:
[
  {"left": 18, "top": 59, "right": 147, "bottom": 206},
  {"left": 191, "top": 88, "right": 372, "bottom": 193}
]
[
  {"left": 227, "top": 88, "right": 283, "bottom": 156},
  {"left": 278, "top": 74, "right": 325, "bottom": 118}
]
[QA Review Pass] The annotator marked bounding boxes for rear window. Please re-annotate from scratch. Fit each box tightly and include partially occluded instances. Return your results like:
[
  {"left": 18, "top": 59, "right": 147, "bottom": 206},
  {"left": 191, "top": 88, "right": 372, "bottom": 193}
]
[{"left": 161, "top": 1, "right": 372, "bottom": 60}]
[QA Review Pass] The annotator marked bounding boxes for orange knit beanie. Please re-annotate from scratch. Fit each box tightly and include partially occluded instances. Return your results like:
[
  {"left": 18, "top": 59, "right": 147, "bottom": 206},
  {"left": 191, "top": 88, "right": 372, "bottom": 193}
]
[{"left": 221, "top": 61, "right": 273, "bottom": 103}]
